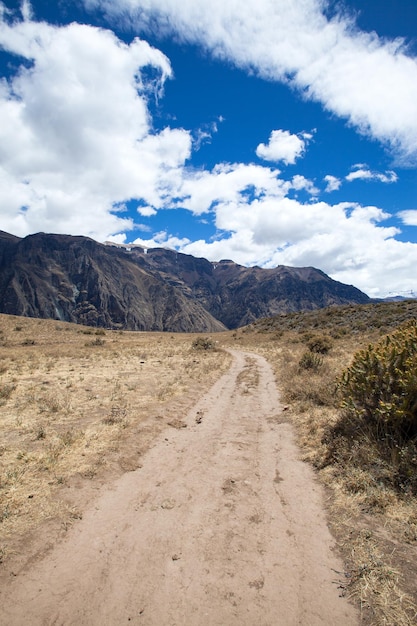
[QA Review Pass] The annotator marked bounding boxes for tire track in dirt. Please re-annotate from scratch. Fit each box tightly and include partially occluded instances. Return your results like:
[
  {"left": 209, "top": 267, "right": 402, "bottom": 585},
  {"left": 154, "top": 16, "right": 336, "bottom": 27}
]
[{"left": 0, "top": 350, "right": 358, "bottom": 625}]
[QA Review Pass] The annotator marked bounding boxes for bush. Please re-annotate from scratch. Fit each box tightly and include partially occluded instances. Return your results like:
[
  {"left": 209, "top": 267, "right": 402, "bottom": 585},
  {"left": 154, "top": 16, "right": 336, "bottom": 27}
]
[
  {"left": 306, "top": 334, "right": 333, "bottom": 354},
  {"left": 192, "top": 337, "right": 215, "bottom": 351},
  {"left": 339, "top": 321, "right": 417, "bottom": 444},
  {"left": 86, "top": 337, "right": 105, "bottom": 346},
  {"left": 331, "top": 320, "right": 417, "bottom": 493}
]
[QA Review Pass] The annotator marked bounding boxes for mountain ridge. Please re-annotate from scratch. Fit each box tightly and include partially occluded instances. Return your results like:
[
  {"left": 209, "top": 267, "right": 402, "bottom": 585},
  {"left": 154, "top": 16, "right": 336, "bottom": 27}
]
[{"left": 0, "top": 231, "right": 370, "bottom": 332}]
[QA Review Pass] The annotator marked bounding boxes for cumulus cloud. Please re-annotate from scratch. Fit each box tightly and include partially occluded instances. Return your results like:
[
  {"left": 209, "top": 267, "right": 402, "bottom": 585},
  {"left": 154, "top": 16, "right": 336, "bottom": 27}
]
[
  {"left": 137, "top": 205, "right": 157, "bottom": 217},
  {"left": 256, "top": 130, "right": 309, "bottom": 165},
  {"left": 0, "top": 12, "right": 191, "bottom": 239},
  {"left": 345, "top": 166, "right": 398, "bottom": 183},
  {"left": 323, "top": 175, "right": 342, "bottom": 193},
  {"left": 172, "top": 163, "right": 290, "bottom": 215},
  {"left": 85, "top": 0, "right": 417, "bottom": 162},
  {"left": 291, "top": 175, "right": 318, "bottom": 196},
  {"left": 399, "top": 210, "right": 417, "bottom": 227}
]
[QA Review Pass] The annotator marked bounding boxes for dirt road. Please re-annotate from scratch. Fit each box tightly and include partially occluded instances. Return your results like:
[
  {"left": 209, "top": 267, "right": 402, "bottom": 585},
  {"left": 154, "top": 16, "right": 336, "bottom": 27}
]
[{"left": 1, "top": 350, "right": 358, "bottom": 625}]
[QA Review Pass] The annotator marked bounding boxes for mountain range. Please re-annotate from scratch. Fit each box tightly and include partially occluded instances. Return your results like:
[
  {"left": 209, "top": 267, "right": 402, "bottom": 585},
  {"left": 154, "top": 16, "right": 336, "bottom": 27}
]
[{"left": 0, "top": 231, "right": 370, "bottom": 332}]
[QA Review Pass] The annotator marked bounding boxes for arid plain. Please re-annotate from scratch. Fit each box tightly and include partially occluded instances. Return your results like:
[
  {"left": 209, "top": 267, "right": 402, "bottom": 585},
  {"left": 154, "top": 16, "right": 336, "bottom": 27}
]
[{"left": 1, "top": 303, "right": 417, "bottom": 625}]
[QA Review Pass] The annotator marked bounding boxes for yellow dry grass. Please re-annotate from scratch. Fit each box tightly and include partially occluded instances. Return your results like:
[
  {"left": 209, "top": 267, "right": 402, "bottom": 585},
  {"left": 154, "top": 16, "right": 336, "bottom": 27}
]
[
  {"left": 0, "top": 315, "right": 231, "bottom": 563},
  {"left": 2, "top": 303, "right": 417, "bottom": 626}
]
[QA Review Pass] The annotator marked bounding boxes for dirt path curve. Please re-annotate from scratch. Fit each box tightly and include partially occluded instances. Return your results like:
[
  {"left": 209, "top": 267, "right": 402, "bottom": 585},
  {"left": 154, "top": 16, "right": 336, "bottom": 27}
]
[{"left": 1, "top": 350, "right": 358, "bottom": 625}]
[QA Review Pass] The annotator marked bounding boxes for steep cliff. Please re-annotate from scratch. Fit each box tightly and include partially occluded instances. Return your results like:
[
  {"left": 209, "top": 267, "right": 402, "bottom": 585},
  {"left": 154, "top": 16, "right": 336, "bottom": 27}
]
[{"left": 0, "top": 232, "right": 225, "bottom": 332}]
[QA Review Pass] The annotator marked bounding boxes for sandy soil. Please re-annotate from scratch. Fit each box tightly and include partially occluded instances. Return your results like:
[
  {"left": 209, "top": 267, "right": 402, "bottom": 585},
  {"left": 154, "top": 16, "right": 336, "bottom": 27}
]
[{"left": 0, "top": 350, "right": 358, "bottom": 625}]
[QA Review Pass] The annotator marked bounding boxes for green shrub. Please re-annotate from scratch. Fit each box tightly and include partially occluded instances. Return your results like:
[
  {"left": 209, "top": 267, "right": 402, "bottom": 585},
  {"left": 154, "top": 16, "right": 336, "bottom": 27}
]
[
  {"left": 339, "top": 321, "right": 417, "bottom": 445},
  {"left": 333, "top": 320, "right": 417, "bottom": 493}
]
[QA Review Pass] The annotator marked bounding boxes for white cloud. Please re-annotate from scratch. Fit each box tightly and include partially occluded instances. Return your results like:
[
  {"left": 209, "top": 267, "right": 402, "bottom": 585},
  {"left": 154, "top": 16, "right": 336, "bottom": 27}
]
[
  {"left": 323, "top": 175, "right": 342, "bottom": 193},
  {"left": 256, "top": 130, "right": 308, "bottom": 165},
  {"left": 168, "top": 199, "right": 417, "bottom": 298},
  {"left": 175, "top": 163, "right": 289, "bottom": 215},
  {"left": 20, "top": 0, "right": 33, "bottom": 21},
  {"left": 105, "top": 233, "right": 128, "bottom": 245},
  {"left": 346, "top": 166, "right": 398, "bottom": 183},
  {"left": 0, "top": 14, "right": 191, "bottom": 239},
  {"left": 133, "top": 231, "right": 191, "bottom": 250},
  {"left": 345, "top": 169, "right": 373, "bottom": 182},
  {"left": 399, "top": 210, "right": 417, "bottom": 227},
  {"left": 137, "top": 205, "right": 157, "bottom": 217},
  {"left": 291, "top": 175, "right": 318, "bottom": 196},
  {"left": 323, "top": 167, "right": 398, "bottom": 192},
  {"left": 86, "top": 0, "right": 417, "bottom": 162},
  {"left": 193, "top": 121, "right": 220, "bottom": 150}
]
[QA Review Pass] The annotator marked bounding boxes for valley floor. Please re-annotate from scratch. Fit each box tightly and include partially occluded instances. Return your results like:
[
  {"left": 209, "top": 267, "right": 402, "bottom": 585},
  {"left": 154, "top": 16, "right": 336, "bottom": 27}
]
[{"left": 0, "top": 350, "right": 358, "bottom": 625}]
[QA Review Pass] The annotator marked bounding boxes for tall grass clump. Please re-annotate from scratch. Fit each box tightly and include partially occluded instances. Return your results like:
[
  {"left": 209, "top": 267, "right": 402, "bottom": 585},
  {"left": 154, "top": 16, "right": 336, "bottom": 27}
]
[
  {"left": 328, "top": 320, "right": 417, "bottom": 494},
  {"left": 298, "top": 351, "right": 323, "bottom": 372}
]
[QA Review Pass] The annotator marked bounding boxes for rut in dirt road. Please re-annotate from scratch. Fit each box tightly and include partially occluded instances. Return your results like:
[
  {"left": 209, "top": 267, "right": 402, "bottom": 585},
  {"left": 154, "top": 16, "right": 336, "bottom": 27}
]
[{"left": 1, "top": 350, "right": 358, "bottom": 626}]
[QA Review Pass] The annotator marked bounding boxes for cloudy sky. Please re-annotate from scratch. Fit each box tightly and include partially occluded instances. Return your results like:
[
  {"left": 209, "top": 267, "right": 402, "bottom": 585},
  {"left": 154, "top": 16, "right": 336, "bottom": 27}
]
[{"left": 1, "top": 0, "right": 417, "bottom": 297}]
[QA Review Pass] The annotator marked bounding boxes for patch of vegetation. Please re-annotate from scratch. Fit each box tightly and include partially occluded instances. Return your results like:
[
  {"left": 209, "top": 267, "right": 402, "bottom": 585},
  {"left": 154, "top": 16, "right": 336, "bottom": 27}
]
[
  {"left": 86, "top": 337, "right": 105, "bottom": 346},
  {"left": 102, "top": 406, "right": 128, "bottom": 426},
  {"left": 192, "top": 336, "right": 216, "bottom": 351},
  {"left": 0, "top": 383, "right": 16, "bottom": 401},
  {"left": 327, "top": 321, "right": 417, "bottom": 495},
  {"left": 298, "top": 351, "right": 323, "bottom": 371},
  {"left": 251, "top": 300, "right": 417, "bottom": 338},
  {"left": 35, "top": 425, "right": 46, "bottom": 440},
  {"left": 305, "top": 333, "right": 333, "bottom": 354}
]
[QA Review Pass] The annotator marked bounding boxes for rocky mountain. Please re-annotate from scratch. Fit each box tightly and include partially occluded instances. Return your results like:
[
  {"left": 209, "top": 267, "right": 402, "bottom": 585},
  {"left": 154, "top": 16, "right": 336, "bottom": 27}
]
[
  {"left": 134, "top": 247, "right": 370, "bottom": 328},
  {"left": 0, "top": 231, "right": 225, "bottom": 333},
  {"left": 0, "top": 231, "right": 370, "bottom": 332}
]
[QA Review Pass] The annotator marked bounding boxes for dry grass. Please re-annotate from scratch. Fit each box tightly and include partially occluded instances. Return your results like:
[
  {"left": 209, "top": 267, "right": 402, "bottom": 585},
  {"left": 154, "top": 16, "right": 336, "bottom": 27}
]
[
  {"left": 0, "top": 314, "right": 231, "bottom": 563},
  {"left": 220, "top": 302, "right": 417, "bottom": 626},
  {"left": 2, "top": 303, "right": 417, "bottom": 625}
]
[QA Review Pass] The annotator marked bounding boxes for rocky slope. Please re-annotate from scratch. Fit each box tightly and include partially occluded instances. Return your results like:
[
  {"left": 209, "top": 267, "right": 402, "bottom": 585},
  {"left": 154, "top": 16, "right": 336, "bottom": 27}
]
[
  {"left": 0, "top": 231, "right": 370, "bottom": 331},
  {"left": 136, "top": 248, "right": 369, "bottom": 328}
]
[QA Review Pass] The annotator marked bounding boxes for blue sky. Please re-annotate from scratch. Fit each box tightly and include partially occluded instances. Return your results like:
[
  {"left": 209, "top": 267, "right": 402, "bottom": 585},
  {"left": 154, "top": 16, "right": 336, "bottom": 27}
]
[{"left": 1, "top": 1, "right": 417, "bottom": 297}]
